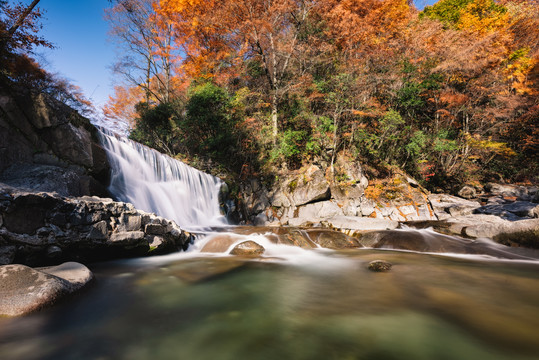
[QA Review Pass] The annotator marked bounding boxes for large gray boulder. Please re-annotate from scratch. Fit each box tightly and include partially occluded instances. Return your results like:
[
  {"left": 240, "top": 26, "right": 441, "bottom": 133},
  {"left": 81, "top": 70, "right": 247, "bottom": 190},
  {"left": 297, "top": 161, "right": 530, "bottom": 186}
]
[
  {"left": 0, "top": 262, "right": 93, "bottom": 317},
  {"left": 0, "top": 81, "right": 110, "bottom": 197},
  {"left": 428, "top": 194, "right": 482, "bottom": 220}
]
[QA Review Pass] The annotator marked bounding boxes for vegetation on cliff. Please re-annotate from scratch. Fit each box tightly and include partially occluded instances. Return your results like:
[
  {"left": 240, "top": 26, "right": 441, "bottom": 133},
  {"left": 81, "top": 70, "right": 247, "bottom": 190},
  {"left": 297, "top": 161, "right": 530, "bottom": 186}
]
[
  {"left": 2, "top": 0, "right": 538, "bottom": 193},
  {"left": 102, "top": 0, "right": 538, "bottom": 192}
]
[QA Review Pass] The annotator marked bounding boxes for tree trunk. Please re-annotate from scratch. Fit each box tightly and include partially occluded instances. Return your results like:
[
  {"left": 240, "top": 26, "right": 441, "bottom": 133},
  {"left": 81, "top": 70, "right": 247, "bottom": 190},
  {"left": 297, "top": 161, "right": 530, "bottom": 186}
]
[
  {"left": 6, "top": 0, "right": 41, "bottom": 39},
  {"left": 271, "top": 92, "right": 278, "bottom": 146}
]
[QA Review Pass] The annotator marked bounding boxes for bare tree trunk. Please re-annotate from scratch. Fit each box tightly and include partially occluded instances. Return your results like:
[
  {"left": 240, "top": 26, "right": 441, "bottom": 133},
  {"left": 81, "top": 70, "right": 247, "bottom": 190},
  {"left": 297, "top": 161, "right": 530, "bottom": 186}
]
[
  {"left": 6, "top": 0, "right": 41, "bottom": 39},
  {"left": 271, "top": 92, "right": 278, "bottom": 146}
]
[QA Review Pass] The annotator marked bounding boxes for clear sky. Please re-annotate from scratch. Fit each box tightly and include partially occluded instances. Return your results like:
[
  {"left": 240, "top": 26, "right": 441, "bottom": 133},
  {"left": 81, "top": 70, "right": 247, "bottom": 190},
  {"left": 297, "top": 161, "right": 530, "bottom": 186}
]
[
  {"left": 31, "top": 0, "right": 438, "bottom": 114},
  {"left": 37, "top": 0, "right": 115, "bottom": 110}
]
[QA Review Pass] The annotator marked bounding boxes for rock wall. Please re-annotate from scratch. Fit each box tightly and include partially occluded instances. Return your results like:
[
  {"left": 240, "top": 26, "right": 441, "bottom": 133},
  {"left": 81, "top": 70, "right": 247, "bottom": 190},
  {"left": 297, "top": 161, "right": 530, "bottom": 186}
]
[
  {"left": 238, "top": 163, "right": 437, "bottom": 227},
  {"left": 0, "top": 79, "right": 110, "bottom": 197},
  {"left": 0, "top": 185, "right": 194, "bottom": 266}
]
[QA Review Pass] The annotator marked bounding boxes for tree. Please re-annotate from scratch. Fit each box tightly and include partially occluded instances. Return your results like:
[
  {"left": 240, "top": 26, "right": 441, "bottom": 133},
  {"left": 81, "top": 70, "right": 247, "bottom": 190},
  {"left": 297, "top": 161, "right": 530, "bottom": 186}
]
[
  {"left": 158, "top": 0, "right": 316, "bottom": 146},
  {"left": 0, "top": 0, "right": 52, "bottom": 53},
  {"left": 105, "top": 0, "right": 178, "bottom": 104}
]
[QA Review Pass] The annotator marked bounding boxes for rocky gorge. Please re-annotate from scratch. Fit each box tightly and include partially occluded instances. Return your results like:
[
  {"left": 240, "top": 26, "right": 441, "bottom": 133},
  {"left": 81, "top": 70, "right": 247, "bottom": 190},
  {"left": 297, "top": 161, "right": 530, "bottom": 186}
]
[{"left": 1, "top": 80, "right": 539, "bottom": 318}]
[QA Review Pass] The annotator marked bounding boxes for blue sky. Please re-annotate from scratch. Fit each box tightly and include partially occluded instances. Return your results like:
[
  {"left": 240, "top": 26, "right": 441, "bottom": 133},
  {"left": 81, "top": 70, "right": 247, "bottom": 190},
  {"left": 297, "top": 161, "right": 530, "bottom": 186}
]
[
  {"left": 31, "top": 0, "right": 438, "bottom": 112},
  {"left": 37, "top": 0, "right": 115, "bottom": 109}
]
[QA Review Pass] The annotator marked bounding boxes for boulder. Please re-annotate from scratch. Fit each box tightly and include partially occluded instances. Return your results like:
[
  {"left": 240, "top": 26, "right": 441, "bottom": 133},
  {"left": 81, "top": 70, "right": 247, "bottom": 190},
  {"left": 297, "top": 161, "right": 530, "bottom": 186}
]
[
  {"left": 485, "top": 183, "right": 537, "bottom": 201},
  {"left": 295, "top": 201, "right": 344, "bottom": 223},
  {"left": 201, "top": 234, "right": 243, "bottom": 253},
  {"left": 324, "top": 216, "right": 399, "bottom": 236},
  {"left": 304, "top": 229, "right": 362, "bottom": 249},
  {"left": 476, "top": 201, "right": 539, "bottom": 220},
  {"left": 0, "top": 262, "right": 93, "bottom": 317},
  {"left": 458, "top": 185, "right": 477, "bottom": 199},
  {"left": 428, "top": 194, "right": 482, "bottom": 220},
  {"left": 230, "top": 241, "right": 265, "bottom": 256},
  {"left": 368, "top": 260, "right": 392, "bottom": 272}
]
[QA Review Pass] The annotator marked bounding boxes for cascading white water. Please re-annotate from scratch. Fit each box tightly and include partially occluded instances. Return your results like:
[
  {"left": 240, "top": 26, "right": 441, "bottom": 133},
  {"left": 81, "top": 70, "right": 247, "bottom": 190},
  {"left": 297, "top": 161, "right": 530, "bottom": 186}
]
[{"left": 97, "top": 127, "right": 227, "bottom": 231}]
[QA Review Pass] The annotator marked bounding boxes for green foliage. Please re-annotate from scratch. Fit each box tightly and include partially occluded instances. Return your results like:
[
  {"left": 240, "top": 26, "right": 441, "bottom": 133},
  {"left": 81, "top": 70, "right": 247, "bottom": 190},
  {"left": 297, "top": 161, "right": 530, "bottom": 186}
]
[
  {"left": 405, "top": 130, "right": 427, "bottom": 158},
  {"left": 130, "top": 102, "right": 179, "bottom": 155},
  {"left": 420, "top": 0, "right": 474, "bottom": 26},
  {"left": 420, "top": 0, "right": 507, "bottom": 29}
]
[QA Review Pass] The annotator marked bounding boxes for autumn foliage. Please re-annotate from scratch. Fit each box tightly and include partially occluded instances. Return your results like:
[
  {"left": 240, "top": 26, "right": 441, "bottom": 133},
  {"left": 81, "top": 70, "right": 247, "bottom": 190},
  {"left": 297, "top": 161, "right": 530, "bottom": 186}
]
[{"left": 104, "top": 0, "right": 538, "bottom": 187}]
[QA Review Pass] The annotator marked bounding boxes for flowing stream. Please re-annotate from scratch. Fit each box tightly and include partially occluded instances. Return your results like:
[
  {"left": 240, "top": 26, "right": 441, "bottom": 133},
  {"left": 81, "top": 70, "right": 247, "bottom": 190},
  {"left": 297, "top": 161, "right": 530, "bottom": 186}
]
[{"left": 0, "top": 130, "right": 538, "bottom": 360}]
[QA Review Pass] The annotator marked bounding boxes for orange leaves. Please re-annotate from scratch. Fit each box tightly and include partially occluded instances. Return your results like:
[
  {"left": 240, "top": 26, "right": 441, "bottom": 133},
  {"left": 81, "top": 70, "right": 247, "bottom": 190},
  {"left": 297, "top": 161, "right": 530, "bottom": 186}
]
[
  {"left": 103, "top": 85, "right": 145, "bottom": 125},
  {"left": 439, "top": 91, "right": 470, "bottom": 107},
  {"left": 319, "top": 0, "right": 412, "bottom": 53}
]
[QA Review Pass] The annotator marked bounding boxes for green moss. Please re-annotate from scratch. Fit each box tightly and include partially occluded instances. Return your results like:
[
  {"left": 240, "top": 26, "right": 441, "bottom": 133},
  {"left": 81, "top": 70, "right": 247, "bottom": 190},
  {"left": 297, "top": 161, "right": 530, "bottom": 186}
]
[{"left": 288, "top": 179, "right": 298, "bottom": 192}]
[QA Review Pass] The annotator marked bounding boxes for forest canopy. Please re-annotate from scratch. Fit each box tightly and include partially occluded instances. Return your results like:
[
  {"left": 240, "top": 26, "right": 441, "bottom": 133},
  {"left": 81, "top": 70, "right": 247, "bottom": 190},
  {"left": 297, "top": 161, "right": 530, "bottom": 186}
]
[{"left": 4, "top": 0, "right": 539, "bottom": 190}]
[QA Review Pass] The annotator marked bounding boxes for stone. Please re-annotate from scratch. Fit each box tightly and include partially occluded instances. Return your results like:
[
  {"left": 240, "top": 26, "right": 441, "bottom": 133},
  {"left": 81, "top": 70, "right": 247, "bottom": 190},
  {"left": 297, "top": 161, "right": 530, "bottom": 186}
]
[
  {"left": 230, "top": 241, "right": 265, "bottom": 256},
  {"left": 296, "top": 201, "right": 344, "bottom": 222},
  {"left": 87, "top": 220, "right": 108, "bottom": 240},
  {"left": 368, "top": 260, "right": 392, "bottom": 272},
  {"left": 109, "top": 231, "right": 146, "bottom": 244},
  {"left": 305, "top": 229, "right": 362, "bottom": 249},
  {"left": 458, "top": 185, "right": 477, "bottom": 199},
  {"left": 145, "top": 223, "right": 166, "bottom": 235},
  {"left": 428, "top": 194, "right": 481, "bottom": 220},
  {"left": 0, "top": 245, "right": 16, "bottom": 265},
  {"left": 476, "top": 201, "right": 539, "bottom": 219},
  {"left": 0, "top": 262, "right": 93, "bottom": 316},
  {"left": 46, "top": 245, "right": 62, "bottom": 258},
  {"left": 485, "top": 183, "right": 531, "bottom": 201},
  {"left": 325, "top": 216, "right": 399, "bottom": 235},
  {"left": 117, "top": 214, "right": 142, "bottom": 232},
  {"left": 201, "top": 234, "right": 244, "bottom": 253}
]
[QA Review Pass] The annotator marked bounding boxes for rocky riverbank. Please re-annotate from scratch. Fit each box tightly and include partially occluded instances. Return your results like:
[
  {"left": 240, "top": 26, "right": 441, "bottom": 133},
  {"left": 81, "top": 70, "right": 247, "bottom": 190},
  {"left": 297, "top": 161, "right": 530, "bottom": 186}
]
[
  {"left": 236, "top": 161, "right": 539, "bottom": 248},
  {"left": 0, "top": 184, "right": 194, "bottom": 267}
]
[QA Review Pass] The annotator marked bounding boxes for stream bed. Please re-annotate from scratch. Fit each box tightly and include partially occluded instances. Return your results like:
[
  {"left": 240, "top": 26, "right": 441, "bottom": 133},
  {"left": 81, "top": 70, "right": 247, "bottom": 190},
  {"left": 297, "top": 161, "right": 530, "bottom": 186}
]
[{"left": 1, "top": 247, "right": 538, "bottom": 360}]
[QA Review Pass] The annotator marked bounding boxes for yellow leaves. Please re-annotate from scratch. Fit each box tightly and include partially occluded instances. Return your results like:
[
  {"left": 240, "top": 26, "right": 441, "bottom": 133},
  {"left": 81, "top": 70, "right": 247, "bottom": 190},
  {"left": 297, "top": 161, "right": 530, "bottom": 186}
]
[
  {"left": 457, "top": 0, "right": 509, "bottom": 34},
  {"left": 465, "top": 133, "right": 516, "bottom": 157},
  {"left": 503, "top": 47, "right": 538, "bottom": 95}
]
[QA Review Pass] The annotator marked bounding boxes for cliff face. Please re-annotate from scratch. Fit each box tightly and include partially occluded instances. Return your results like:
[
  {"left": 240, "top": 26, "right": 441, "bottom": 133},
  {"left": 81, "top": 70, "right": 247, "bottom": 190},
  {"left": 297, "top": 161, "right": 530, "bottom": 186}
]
[{"left": 0, "top": 79, "right": 110, "bottom": 197}]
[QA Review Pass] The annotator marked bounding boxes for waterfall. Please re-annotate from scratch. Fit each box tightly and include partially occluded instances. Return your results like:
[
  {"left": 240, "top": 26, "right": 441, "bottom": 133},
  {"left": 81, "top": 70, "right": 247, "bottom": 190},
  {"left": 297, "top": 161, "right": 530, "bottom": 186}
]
[{"left": 97, "top": 127, "right": 227, "bottom": 231}]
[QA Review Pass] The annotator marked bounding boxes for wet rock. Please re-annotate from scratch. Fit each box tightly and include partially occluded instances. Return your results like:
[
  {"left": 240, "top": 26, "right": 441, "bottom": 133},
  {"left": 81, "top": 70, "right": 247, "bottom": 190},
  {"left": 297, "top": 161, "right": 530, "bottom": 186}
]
[
  {"left": 324, "top": 216, "right": 399, "bottom": 236},
  {"left": 166, "top": 257, "right": 246, "bottom": 283},
  {"left": 368, "top": 260, "right": 392, "bottom": 272},
  {"left": 0, "top": 189, "right": 192, "bottom": 265},
  {"left": 476, "top": 201, "right": 539, "bottom": 219},
  {"left": 109, "top": 231, "right": 146, "bottom": 245},
  {"left": 305, "top": 229, "right": 362, "bottom": 249},
  {"left": 145, "top": 223, "right": 166, "bottom": 235},
  {"left": 201, "top": 234, "right": 243, "bottom": 253},
  {"left": 230, "top": 241, "right": 265, "bottom": 256},
  {"left": 0, "top": 262, "right": 93, "bottom": 317}
]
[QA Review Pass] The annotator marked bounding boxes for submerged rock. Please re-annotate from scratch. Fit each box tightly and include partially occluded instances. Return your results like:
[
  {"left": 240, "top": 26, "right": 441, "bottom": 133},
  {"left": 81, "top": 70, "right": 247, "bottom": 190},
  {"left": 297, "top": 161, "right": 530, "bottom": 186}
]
[
  {"left": 0, "top": 262, "right": 93, "bottom": 317},
  {"left": 230, "top": 241, "right": 265, "bottom": 256},
  {"left": 368, "top": 260, "right": 392, "bottom": 272}
]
